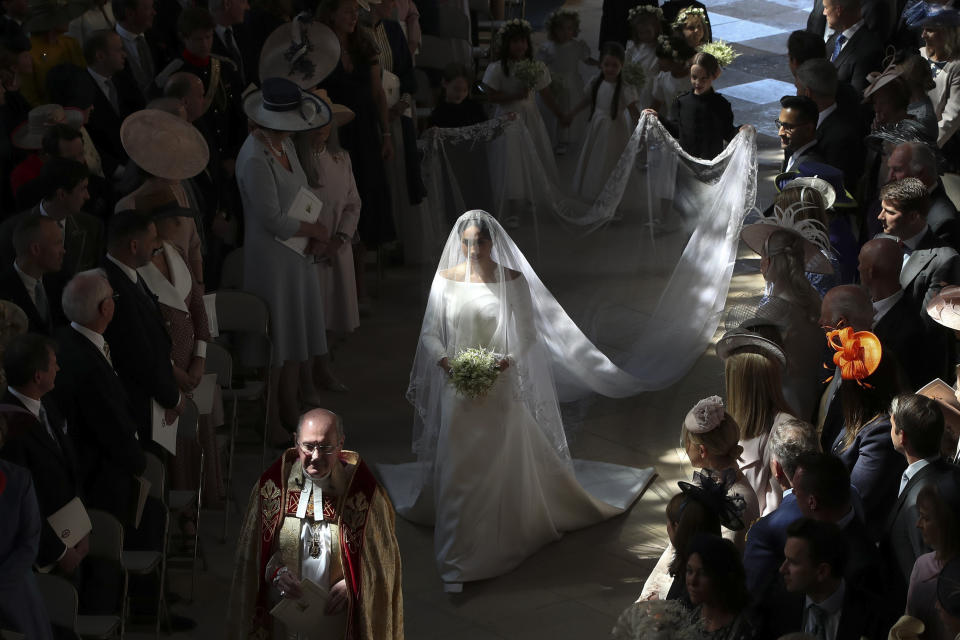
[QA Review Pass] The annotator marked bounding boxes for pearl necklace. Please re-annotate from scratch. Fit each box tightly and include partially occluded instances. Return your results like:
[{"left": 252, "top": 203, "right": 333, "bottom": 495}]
[{"left": 262, "top": 133, "right": 286, "bottom": 158}]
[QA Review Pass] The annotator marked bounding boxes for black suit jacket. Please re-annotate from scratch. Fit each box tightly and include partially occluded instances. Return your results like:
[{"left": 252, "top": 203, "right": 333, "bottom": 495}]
[
  {"left": 52, "top": 326, "right": 146, "bottom": 526},
  {"left": 760, "top": 581, "right": 885, "bottom": 639},
  {"left": 83, "top": 71, "right": 140, "bottom": 179},
  {"left": 816, "top": 108, "right": 865, "bottom": 191},
  {"left": 928, "top": 181, "right": 960, "bottom": 252},
  {"left": 211, "top": 22, "right": 251, "bottom": 88},
  {"left": 781, "top": 142, "right": 828, "bottom": 173},
  {"left": 0, "top": 391, "right": 79, "bottom": 567},
  {"left": 826, "top": 26, "right": 885, "bottom": 94},
  {"left": 0, "top": 265, "right": 55, "bottom": 334},
  {"left": 873, "top": 292, "right": 950, "bottom": 387},
  {"left": 880, "top": 458, "right": 957, "bottom": 601},
  {"left": 100, "top": 257, "right": 180, "bottom": 440}
]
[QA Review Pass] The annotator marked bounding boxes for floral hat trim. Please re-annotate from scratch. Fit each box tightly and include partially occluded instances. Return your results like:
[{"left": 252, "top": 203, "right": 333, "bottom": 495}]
[
  {"left": 825, "top": 327, "right": 882, "bottom": 386},
  {"left": 674, "top": 6, "right": 709, "bottom": 26},
  {"left": 628, "top": 4, "right": 664, "bottom": 22}
]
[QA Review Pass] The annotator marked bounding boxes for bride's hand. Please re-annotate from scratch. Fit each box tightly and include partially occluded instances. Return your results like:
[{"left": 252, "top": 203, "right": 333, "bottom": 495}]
[
  {"left": 498, "top": 358, "right": 510, "bottom": 371},
  {"left": 438, "top": 357, "right": 451, "bottom": 374}
]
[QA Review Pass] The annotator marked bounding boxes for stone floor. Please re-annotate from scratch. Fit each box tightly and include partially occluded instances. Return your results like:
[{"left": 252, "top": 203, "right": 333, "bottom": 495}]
[{"left": 121, "top": 1, "right": 800, "bottom": 637}]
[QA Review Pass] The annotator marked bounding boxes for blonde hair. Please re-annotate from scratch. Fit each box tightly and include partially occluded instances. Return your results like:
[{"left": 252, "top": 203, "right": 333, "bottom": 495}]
[
  {"left": 774, "top": 187, "right": 828, "bottom": 228},
  {"left": 725, "top": 352, "right": 794, "bottom": 440},
  {"left": 763, "top": 229, "right": 823, "bottom": 323},
  {"left": 682, "top": 411, "right": 744, "bottom": 464}
]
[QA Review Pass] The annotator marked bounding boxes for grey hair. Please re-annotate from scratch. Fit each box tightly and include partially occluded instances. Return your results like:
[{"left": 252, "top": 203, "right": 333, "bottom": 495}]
[
  {"left": 795, "top": 58, "right": 838, "bottom": 100},
  {"left": 296, "top": 409, "right": 345, "bottom": 441},
  {"left": 902, "top": 142, "right": 937, "bottom": 180},
  {"left": 822, "top": 284, "right": 874, "bottom": 331},
  {"left": 61, "top": 268, "right": 111, "bottom": 326},
  {"left": 769, "top": 416, "right": 820, "bottom": 479}
]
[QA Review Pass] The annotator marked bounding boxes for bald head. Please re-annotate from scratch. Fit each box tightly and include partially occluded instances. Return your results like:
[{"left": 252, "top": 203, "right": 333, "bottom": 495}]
[
  {"left": 297, "top": 408, "right": 344, "bottom": 441},
  {"left": 164, "top": 72, "right": 205, "bottom": 122},
  {"left": 819, "top": 285, "right": 873, "bottom": 331},
  {"left": 296, "top": 409, "right": 345, "bottom": 479},
  {"left": 858, "top": 238, "right": 904, "bottom": 300}
]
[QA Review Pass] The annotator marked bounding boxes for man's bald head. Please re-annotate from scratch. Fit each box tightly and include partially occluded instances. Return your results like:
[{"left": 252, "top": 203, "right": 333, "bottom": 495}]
[
  {"left": 164, "top": 72, "right": 205, "bottom": 122},
  {"left": 296, "top": 409, "right": 344, "bottom": 479},
  {"left": 297, "top": 408, "right": 344, "bottom": 441},
  {"left": 858, "top": 238, "right": 904, "bottom": 299},
  {"left": 819, "top": 285, "right": 873, "bottom": 331}
]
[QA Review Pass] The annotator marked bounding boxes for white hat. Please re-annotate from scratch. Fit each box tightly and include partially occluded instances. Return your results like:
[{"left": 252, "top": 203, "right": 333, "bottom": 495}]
[{"left": 243, "top": 77, "right": 332, "bottom": 132}]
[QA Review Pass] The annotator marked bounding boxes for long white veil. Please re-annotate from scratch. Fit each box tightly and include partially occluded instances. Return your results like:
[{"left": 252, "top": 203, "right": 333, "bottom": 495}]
[{"left": 418, "top": 113, "right": 758, "bottom": 394}]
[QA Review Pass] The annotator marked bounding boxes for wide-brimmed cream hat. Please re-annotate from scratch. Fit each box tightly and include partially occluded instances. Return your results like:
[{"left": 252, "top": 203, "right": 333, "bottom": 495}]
[
  {"left": 310, "top": 88, "right": 354, "bottom": 126},
  {"left": 779, "top": 176, "right": 837, "bottom": 210},
  {"left": 740, "top": 223, "right": 834, "bottom": 274},
  {"left": 259, "top": 16, "right": 340, "bottom": 90},
  {"left": 24, "top": 0, "right": 89, "bottom": 33},
  {"left": 12, "top": 104, "right": 83, "bottom": 149},
  {"left": 244, "top": 77, "right": 332, "bottom": 132},
  {"left": 862, "top": 64, "right": 904, "bottom": 102},
  {"left": 927, "top": 285, "right": 960, "bottom": 331},
  {"left": 120, "top": 109, "right": 210, "bottom": 180}
]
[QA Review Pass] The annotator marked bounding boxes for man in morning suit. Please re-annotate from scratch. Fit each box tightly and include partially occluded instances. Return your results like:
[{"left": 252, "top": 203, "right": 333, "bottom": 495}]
[
  {"left": 0, "top": 159, "right": 105, "bottom": 317},
  {"left": 772, "top": 518, "right": 883, "bottom": 639},
  {"left": 111, "top": 0, "right": 159, "bottom": 102},
  {"left": 0, "top": 215, "right": 64, "bottom": 334},
  {"left": 101, "top": 210, "right": 184, "bottom": 442},
  {"left": 879, "top": 178, "right": 960, "bottom": 321},
  {"left": 777, "top": 95, "right": 826, "bottom": 174},
  {"left": 881, "top": 394, "right": 958, "bottom": 605},
  {"left": 52, "top": 269, "right": 164, "bottom": 552},
  {"left": 860, "top": 237, "right": 952, "bottom": 386},
  {"left": 744, "top": 416, "right": 818, "bottom": 593},
  {"left": 886, "top": 142, "right": 960, "bottom": 251},
  {"left": 0, "top": 333, "right": 121, "bottom": 613},
  {"left": 210, "top": 0, "right": 251, "bottom": 87},
  {"left": 795, "top": 58, "right": 865, "bottom": 191},
  {"left": 822, "top": 0, "right": 884, "bottom": 94}
]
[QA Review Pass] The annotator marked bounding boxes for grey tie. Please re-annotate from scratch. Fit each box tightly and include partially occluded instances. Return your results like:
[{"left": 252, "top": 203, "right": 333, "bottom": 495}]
[
  {"left": 105, "top": 77, "right": 120, "bottom": 113},
  {"left": 224, "top": 27, "right": 244, "bottom": 84},
  {"left": 38, "top": 405, "right": 60, "bottom": 451},
  {"left": 808, "top": 603, "right": 828, "bottom": 640},
  {"left": 34, "top": 281, "right": 49, "bottom": 323},
  {"left": 135, "top": 34, "right": 154, "bottom": 91}
]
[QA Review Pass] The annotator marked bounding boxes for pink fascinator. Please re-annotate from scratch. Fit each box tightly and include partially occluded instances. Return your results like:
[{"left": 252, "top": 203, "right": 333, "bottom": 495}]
[{"left": 684, "top": 396, "right": 725, "bottom": 434}]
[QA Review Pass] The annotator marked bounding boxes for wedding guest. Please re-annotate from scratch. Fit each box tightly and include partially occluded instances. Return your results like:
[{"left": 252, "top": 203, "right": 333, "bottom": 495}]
[
  {"left": 209, "top": 0, "right": 250, "bottom": 87},
  {"left": 885, "top": 142, "right": 959, "bottom": 251},
  {"left": 236, "top": 78, "right": 333, "bottom": 438},
  {"left": 773, "top": 518, "right": 883, "bottom": 638},
  {"left": 896, "top": 53, "right": 939, "bottom": 135},
  {"left": 914, "top": 5, "right": 960, "bottom": 155},
  {"left": 828, "top": 333, "right": 907, "bottom": 534},
  {"left": 681, "top": 396, "right": 760, "bottom": 549},
  {"left": 0, "top": 215, "right": 64, "bottom": 333},
  {"left": 661, "top": 52, "right": 737, "bottom": 159},
  {"left": 684, "top": 534, "right": 757, "bottom": 638},
  {"left": 775, "top": 96, "right": 824, "bottom": 173},
  {"left": 112, "top": 0, "right": 159, "bottom": 102},
  {"left": 294, "top": 92, "right": 361, "bottom": 341},
  {"left": 882, "top": 395, "right": 957, "bottom": 601},
  {"left": 786, "top": 29, "right": 824, "bottom": 76},
  {"left": 67, "top": 0, "right": 116, "bottom": 47},
  {"left": 394, "top": 0, "right": 420, "bottom": 55},
  {"left": 905, "top": 475, "right": 960, "bottom": 640},
  {"left": 718, "top": 327, "right": 796, "bottom": 516},
  {"left": 426, "top": 64, "right": 487, "bottom": 129},
  {"left": 935, "top": 557, "right": 960, "bottom": 638},
  {"left": 9, "top": 104, "right": 83, "bottom": 196},
  {"left": 19, "top": 3, "right": 86, "bottom": 106},
  {"left": 821, "top": 0, "right": 883, "bottom": 95}
]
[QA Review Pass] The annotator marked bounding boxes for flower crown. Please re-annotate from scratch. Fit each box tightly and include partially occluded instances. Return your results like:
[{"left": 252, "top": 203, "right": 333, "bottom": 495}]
[
  {"left": 674, "top": 6, "right": 709, "bottom": 26},
  {"left": 656, "top": 34, "right": 688, "bottom": 62},
  {"left": 545, "top": 8, "right": 580, "bottom": 34},
  {"left": 497, "top": 18, "right": 533, "bottom": 38},
  {"left": 628, "top": 4, "right": 663, "bottom": 22},
  {"left": 697, "top": 40, "right": 740, "bottom": 67},
  {"left": 684, "top": 396, "right": 725, "bottom": 434}
]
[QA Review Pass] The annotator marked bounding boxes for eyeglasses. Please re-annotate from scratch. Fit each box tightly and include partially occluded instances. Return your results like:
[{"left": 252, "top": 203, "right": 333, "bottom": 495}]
[
  {"left": 298, "top": 441, "right": 338, "bottom": 455},
  {"left": 774, "top": 119, "right": 805, "bottom": 131}
]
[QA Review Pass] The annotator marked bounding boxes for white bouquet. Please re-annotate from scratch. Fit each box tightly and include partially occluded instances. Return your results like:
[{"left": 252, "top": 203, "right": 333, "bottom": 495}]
[
  {"left": 512, "top": 59, "right": 548, "bottom": 90},
  {"left": 622, "top": 62, "right": 647, "bottom": 89},
  {"left": 449, "top": 347, "right": 502, "bottom": 399},
  {"left": 611, "top": 600, "right": 702, "bottom": 640}
]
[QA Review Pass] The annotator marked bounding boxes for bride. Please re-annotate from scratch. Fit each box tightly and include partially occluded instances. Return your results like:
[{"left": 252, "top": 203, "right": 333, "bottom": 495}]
[{"left": 379, "top": 210, "right": 652, "bottom": 591}]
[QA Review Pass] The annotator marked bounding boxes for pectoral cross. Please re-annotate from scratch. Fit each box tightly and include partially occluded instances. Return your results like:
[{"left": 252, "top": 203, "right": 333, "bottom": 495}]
[{"left": 308, "top": 522, "right": 324, "bottom": 559}]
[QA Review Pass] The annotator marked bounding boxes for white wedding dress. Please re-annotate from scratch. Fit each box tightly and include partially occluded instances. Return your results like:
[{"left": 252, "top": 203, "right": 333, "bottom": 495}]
[{"left": 378, "top": 211, "right": 654, "bottom": 587}]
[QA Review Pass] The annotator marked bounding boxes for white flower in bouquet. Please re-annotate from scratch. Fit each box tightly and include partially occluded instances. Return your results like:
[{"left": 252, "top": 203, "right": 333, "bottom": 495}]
[
  {"left": 611, "top": 600, "right": 703, "bottom": 640},
  {"left": 697, "top": 40, "right": 740, "bottom": 67},
  {"left": 622, "top": 62, "right": 647, "bottom": 89},
  {"left": 449, "top": 347, "right": 502, "bottom": 399},
  {"left": 512, "top": 59, "right": 548, "bottom": 90}
]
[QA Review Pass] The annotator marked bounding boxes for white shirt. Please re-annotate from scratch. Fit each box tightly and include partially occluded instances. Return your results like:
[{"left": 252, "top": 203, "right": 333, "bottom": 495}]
[
  {"left": 87, "top": 66, "right": 115, "bottom": 100},
  {"left": 70, "top": 322, "right": 111, "bottom": 366},
  {"left": 871, "top": 289, "right": 904, "bottom": 326},
  {"left": 115, "top": 23, "right": 143, "bottom": 67},
  {"left": 38, "top": 201, "right": 66, "bottom": 231},
  {"left": 13, "top": 261, "right": 40, "bottom": 307},
  {"left": 298, "top": 471, "right": 333, "bottom": 591},
  {"left": 804, "top": 579, "right": 845, "bottom": 640},
  {"left": 901, "top": 225, "right": 929, "bottom": 271},
  {"left": 899, "top": 457, "right": 935, "bottom": 495},
  {"left": 817, "top": 103, "right": 837, "bottom": 129},
  {"left": 835, "top": 20, "right": 864, "bottom": 54},
  {"left": 7, "top": 386, "right": 43, "bottom": 420},
  {"left": 106, "top": 253, "right": 139, "bottom": 284}
]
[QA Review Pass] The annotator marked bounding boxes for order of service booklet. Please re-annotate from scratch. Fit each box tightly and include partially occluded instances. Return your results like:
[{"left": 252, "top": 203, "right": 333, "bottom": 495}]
[
  {"left": 276, "top": 187, "right": 324, "bottom": 257},
  {"left": 269, "top": 579, "right": 347, "bottom": 635},
  {"left": 46, "top": 496, "right": 92, "bottom": 549}
]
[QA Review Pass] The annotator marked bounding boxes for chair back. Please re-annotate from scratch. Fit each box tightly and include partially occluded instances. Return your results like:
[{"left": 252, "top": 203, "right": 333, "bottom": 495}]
[
  {"left": 87, "top": 509, "right": 124, "bottom": 562},
  {"left": 36, "top": 574, "right": 79, "bottom": 631},
  {"left": 143, "top": 452, "right": 166, "bottom": 501},
  {"left": 204, "top": 342, "right": 233, "bottom": 388}
]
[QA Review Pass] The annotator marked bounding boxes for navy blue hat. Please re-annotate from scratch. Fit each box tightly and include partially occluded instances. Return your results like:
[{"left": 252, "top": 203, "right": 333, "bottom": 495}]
[{"left": 906, "top": 1, "right": 960, "bottom": 27}]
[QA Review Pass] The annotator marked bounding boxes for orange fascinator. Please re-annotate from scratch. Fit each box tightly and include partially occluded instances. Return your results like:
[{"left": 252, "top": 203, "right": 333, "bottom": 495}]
[{"left": 825, "top": 327, "right": 882, "bottom": 385}]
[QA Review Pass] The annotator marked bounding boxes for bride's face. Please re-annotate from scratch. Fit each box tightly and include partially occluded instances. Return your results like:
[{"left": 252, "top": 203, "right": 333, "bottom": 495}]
[{"left": 461, "top": 225, "right": 492, "bottom": 262}]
